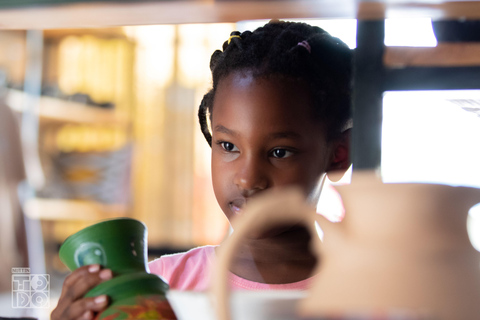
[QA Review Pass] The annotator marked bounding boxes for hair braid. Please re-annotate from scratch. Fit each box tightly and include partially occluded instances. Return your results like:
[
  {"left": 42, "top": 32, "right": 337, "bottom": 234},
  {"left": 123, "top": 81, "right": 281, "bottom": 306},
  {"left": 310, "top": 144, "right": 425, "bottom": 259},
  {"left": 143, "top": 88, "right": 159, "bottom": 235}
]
[{"left": 198, "top": 92, "right": 213, "bottom": 146}]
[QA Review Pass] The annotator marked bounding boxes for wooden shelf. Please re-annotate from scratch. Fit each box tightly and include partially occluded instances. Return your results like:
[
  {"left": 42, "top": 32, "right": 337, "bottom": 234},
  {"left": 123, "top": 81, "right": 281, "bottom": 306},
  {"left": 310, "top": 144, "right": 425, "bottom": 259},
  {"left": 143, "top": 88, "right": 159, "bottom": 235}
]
[
  {"left": 0, "top": 1, "right": 479, "bottom": 30},
  {"left": 385, "top": 43, "right": 480, "bottom": 68},
  {"left": 6, "top": 89, "right": 128, "bottom": 125},
  {"left": 44, "top": 27, "right": 128, "bottom": 39},
  {"left": 24, "top": 197, "right": 127, "bottom": 221}
]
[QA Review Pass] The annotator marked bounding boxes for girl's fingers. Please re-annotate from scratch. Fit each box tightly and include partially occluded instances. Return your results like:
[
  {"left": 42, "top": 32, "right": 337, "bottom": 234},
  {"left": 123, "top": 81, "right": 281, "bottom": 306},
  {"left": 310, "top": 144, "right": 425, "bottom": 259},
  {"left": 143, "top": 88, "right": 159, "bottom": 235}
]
[
  {"left": 68, "top": 269, "right": 112, "bottom": 302},
  {"left": 79, "top": 310, "right": 93, "bottom": 320},
  {"left": 62, "top": 265, "right": 100, "bottom": 290},
  {"left": 65, "top": 295, "right": 109, "bottom": 320},
  {"left": 52, "top": 265, "right": 112, "bottom": 320},
  {"left": 62, "top": 266, "right": 112, "bottom": 302},
  {"left": 51, "top": 295, "right": 109, "bottom": 320}
]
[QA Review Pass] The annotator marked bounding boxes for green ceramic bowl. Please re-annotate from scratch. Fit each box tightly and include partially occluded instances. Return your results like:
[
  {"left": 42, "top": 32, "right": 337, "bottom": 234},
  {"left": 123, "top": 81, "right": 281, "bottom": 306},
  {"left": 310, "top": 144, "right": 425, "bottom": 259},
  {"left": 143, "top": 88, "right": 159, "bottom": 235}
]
[{"left": 59, "top": 218, "right": 148, "bottom": 275}]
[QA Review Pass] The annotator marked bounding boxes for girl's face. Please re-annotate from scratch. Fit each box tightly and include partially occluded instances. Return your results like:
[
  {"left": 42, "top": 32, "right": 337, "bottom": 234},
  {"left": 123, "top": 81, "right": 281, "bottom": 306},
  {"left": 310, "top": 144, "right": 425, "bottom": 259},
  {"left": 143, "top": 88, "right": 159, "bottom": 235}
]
[{"left": 211, "top": 71, "right": 336, "bottom": 229}]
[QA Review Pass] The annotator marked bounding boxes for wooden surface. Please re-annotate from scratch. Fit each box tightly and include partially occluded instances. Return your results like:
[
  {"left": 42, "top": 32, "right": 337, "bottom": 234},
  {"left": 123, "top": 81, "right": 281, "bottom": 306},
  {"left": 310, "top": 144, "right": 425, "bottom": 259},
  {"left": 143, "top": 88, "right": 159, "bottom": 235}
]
[
  {"left": 23, "top": 197, "right": 126, "bottom": 220},
  {"left": 6, "top": 89, "right": 128, "bottom": 125},
  {"left": 0, "top": 0, "right": 479, "bottom": 29},
  {"left": 385, "top": 43, "right": 480, "bottom": 67}
]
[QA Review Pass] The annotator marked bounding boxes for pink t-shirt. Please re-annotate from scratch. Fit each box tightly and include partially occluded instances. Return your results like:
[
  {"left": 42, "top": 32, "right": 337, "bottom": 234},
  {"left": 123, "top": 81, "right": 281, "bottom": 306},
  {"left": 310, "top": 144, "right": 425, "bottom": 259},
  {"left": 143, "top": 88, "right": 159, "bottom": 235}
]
[{"left": 148, "top": 245, "right": 314, "bottom": 291}]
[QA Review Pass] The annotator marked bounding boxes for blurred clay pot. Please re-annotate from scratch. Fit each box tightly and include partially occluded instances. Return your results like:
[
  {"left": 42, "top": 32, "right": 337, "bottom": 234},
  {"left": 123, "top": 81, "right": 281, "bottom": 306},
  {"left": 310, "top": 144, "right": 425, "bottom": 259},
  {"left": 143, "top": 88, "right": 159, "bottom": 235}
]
[{"left": 213, "top": 171, "right": 480, "bottom": 320}]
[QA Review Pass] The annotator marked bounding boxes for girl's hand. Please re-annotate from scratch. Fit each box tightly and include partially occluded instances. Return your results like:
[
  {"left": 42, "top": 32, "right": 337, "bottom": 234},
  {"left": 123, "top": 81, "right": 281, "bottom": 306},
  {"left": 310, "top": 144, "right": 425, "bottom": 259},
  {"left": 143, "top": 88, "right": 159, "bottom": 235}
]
[{"left": 51, "top": 264, "right": 112, "bottom": 320}]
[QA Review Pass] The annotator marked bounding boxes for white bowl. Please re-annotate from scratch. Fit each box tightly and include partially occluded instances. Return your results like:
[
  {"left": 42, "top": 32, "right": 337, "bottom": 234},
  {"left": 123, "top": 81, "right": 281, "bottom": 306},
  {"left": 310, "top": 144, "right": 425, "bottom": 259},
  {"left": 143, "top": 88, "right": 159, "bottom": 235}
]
[{"left": 166, "top": 290, "right": 306, "bottom": 320}]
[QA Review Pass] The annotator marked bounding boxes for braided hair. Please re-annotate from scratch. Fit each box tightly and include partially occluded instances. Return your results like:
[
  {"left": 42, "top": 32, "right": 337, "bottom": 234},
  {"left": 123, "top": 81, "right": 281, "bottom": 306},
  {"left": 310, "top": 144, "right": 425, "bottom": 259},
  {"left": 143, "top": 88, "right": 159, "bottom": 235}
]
[{"left": 198, "top": 20, "right": 352, "bottom": 147}]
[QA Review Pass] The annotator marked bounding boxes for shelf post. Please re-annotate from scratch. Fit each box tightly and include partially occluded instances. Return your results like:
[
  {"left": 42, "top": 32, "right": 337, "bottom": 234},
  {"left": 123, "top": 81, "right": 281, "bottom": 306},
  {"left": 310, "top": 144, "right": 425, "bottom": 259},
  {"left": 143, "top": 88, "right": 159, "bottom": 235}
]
[{"left": 352, "top": 20, "right": 385, "bottom": 171}]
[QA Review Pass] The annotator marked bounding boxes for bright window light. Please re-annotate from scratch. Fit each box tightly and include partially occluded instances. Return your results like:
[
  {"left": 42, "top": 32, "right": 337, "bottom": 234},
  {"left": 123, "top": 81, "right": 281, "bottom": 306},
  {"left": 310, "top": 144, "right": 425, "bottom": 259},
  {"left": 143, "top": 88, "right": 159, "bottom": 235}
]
[
  {"left": 382, "top": 90, "right": 480, "bottom": 188},
  {"left": 385, "top": 18, "right": 437, "bottom": 47},
  {"left": 382, "top": 90, "right": 480, "bottom": 252},
  {"left": 468, "top": 204, "right": 480, "bottom": 251}
]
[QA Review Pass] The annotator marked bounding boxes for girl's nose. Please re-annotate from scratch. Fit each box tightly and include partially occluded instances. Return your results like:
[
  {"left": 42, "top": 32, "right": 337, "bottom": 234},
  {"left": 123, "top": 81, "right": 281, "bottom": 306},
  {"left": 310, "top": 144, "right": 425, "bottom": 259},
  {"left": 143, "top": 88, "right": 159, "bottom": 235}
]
[{"left": 233, "top": 157, "right": 269, "bottom": 196}]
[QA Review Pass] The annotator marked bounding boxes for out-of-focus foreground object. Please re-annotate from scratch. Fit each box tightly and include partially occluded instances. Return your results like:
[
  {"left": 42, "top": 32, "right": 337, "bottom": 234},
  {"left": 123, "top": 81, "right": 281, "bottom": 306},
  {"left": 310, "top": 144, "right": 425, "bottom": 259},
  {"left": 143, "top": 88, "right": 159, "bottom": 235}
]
[
  {"left": 1, "top": 0, "right": 480, "bottom": 30},
  {"left": 214, "top": 172, "right": 480, "bottom": 320}
]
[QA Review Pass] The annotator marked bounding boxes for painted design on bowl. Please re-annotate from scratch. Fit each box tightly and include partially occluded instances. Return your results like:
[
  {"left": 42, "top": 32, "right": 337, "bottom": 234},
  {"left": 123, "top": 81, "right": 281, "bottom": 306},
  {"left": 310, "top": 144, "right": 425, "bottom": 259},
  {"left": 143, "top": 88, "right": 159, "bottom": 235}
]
[
  {"left": 97, "top": 295, "right": 177, "bottom": 320},
  {"left": 74, "top": 241, "right": 107, "bottom": 267}
]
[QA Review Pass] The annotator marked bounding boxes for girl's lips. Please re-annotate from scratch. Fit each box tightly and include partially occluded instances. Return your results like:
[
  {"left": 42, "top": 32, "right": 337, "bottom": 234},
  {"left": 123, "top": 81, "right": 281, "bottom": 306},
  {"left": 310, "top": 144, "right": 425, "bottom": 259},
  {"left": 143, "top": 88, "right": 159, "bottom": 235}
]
[
  {"left": 229, "top": 199, "right": 246, "bottom": 215},
  {"left": 230, "top": 204, "right": 242, "bottom": 214}
]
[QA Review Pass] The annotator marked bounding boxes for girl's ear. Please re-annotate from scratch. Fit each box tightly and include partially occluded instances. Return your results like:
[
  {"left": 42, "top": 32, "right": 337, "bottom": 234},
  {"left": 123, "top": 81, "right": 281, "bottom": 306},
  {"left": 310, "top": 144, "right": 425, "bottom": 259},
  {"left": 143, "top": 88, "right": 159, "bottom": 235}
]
[{"left": 326, "top": 128, "right": 351, "bottom": 182}]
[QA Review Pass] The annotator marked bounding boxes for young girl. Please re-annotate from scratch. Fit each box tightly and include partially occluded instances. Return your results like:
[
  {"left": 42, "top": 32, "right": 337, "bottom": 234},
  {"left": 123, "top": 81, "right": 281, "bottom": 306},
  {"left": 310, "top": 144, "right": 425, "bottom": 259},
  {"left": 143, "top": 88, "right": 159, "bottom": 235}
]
[{"left": 51, "top": 20, "right": 352, "bottom": 319}]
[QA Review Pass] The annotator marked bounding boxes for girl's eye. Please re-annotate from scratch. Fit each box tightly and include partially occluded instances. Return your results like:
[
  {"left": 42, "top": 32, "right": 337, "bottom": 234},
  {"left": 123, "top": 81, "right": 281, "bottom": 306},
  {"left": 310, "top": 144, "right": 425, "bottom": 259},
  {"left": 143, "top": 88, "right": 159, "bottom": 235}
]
[
  {"left": 221, "top": 142, "right": 238, "bottom": 152},
  {"left": 271, "top": 148, "right": 293, "bottom": 159}
]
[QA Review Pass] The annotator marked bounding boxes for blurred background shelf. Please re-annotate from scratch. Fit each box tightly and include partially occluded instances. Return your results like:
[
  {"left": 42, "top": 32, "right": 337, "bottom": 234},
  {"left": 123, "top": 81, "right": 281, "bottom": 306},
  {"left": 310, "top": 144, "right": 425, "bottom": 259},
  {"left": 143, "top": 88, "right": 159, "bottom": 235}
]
[
  {"left": 23, "top": 197, "right": 127, "bottom": 221},
  {"left": 6, "top": 89, "right": 129, "bottom": 125}
]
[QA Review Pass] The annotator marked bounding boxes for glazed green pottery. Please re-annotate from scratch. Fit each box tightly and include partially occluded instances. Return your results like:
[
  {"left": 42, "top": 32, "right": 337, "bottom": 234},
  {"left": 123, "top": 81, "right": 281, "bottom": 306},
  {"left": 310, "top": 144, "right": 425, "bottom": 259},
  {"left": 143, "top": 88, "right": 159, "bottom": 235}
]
[
  {"left": 59, "top": 218, "right": 148, "bottom": 275},
  {"left": 59, "top": 218, "right": 177, "bottom": 320}
]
